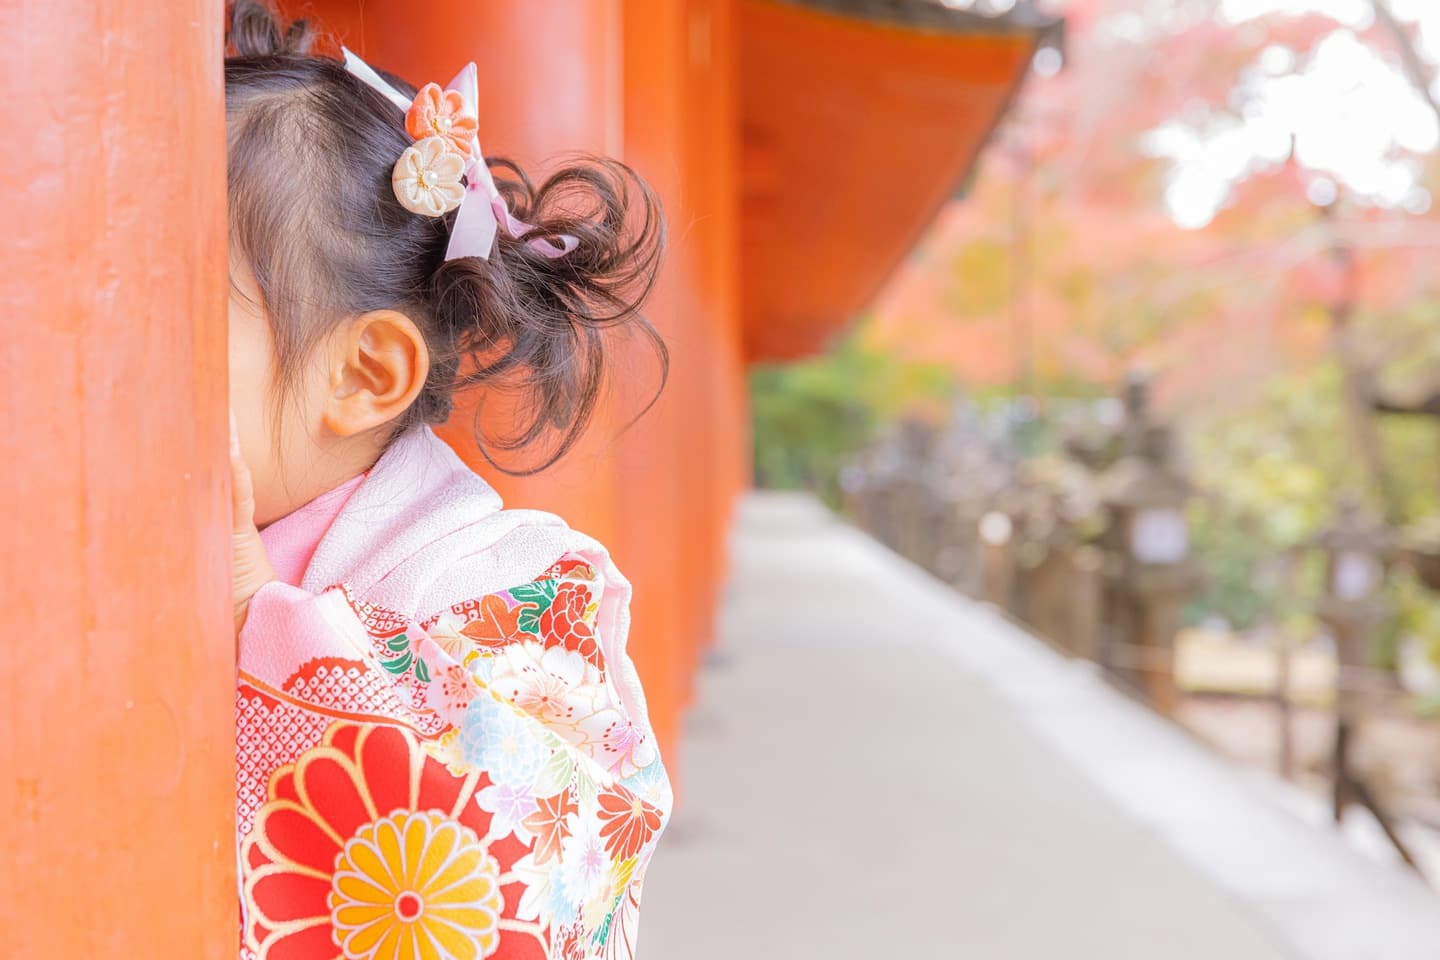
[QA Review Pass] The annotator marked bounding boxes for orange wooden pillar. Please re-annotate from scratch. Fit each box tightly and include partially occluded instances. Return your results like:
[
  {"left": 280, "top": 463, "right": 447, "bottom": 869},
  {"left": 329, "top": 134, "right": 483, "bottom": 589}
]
[
  {"left": 615, "top": 0, "right": 747, "bottom": 744},
  {"left": 603, "top": 0, "right": 687, "bottom": 759},
  {"left": 681, "top": 0, "right": 745, "bottom": 677},
  {"left": 0, "top": 1, "right": 235, "bottom": 956}
]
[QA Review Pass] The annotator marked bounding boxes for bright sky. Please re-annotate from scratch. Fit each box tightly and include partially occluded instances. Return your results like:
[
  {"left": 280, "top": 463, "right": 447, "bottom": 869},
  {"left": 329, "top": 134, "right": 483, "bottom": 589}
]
[{"left": 1146, "top": 0, "right": 1440, "bottom": 228}]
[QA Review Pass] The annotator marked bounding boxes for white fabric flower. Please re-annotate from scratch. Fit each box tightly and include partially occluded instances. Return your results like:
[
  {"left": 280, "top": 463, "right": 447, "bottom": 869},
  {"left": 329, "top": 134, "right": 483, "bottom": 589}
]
[{"left": 392, "top": 135, "right": 465, "bottom": 216}]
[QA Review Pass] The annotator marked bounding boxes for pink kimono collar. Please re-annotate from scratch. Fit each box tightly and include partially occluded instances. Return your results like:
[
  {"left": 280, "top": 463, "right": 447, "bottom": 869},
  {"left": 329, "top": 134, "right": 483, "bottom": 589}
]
[{"left": 259, "top": 474, "right": 366, "bottom": 587}]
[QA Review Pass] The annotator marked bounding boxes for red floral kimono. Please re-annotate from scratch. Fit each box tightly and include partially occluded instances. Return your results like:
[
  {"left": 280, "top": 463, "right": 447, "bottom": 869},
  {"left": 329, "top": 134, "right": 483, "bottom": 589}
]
[{"left": 236, "top": 428, "right": 670, "bottom": 960}]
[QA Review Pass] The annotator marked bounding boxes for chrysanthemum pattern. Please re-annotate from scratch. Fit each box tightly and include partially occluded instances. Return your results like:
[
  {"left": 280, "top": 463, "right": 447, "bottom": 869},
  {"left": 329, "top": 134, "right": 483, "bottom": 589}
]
[
  {"left": 237, "top": 554, "right": 669, "bottom": 960},
  {"left": 329, "top": 810, "right": 502, "bottom": 959}
]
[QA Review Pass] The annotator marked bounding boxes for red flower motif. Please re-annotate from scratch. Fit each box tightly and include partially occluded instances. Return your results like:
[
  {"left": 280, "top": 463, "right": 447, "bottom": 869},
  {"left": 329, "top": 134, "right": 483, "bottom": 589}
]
[
  {"left": 521, "top": 787, "right": 578, "bottom": 865},
  {"left": 595, "top": 787, "right": 663, "bottom": 863},
  {"left": 539, "top": 581, "right": 601, "bottom": 666},
  {"left": 241, "top": 723, "right": 520, "bottom": 959}
]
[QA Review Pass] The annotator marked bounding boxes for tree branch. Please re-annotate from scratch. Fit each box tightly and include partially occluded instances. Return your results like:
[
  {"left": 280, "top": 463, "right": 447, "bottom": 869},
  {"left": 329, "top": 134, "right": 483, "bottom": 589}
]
[{"left": 1371, "top": 0, "right": 1440, "bottom": 129}]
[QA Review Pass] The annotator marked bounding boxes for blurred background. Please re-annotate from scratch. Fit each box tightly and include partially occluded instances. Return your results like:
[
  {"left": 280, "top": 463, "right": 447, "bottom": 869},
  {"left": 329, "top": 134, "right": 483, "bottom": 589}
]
[
  {"left": 646, "top": 0, "right": 1440, "bottom": 956},
  {"left": 757, "top": 0, "right": 1440, "bottom": 841}
]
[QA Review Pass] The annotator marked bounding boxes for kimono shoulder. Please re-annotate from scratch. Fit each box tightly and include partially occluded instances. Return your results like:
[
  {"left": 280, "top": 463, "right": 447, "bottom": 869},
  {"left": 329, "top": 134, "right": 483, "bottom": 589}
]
[
  {"left": 236, "top": 548, "right": 670, "bottom": 960},
  {"left": 234, "top": 433, "right": 670, "bottom": 960},
  {"left": 298, "top": 425, "right": 624, "bottom": 622}
]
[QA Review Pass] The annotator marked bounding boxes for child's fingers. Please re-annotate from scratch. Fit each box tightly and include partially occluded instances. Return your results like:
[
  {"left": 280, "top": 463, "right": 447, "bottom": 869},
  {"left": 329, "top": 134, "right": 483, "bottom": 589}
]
[
  {"left": 229, "top": 409, "right": 274, "bottom": 634},
  {"left": 229, "top": 410, "right": 256, "bottom": 529}
]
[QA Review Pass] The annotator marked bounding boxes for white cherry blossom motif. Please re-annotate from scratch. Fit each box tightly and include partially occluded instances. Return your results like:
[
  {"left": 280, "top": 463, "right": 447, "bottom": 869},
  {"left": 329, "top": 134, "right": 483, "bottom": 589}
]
[
  {"left": 577, "top": 709, "right": 657, "bottom": 780},
  {"left": 491, "top": 642, "right": 607, "bottom": 731},
  {"left": 392, "top": 135, "right": 466, "bottom": 216}
]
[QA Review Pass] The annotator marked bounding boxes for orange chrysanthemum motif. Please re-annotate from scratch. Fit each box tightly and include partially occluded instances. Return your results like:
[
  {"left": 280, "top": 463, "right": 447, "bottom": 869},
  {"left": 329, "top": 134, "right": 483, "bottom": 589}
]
[
  {"left": 405, "top": 82, "right": 478, "bottom": 158},
  {"left": 595, "top": 788, "right": 663, "bottom": 863}
]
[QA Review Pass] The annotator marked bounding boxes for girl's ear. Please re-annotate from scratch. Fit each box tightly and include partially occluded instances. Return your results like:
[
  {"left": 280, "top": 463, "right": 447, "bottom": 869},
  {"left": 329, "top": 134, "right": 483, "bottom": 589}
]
[{"left": 321, "top": 310, "right": 431, "bottom": 437}]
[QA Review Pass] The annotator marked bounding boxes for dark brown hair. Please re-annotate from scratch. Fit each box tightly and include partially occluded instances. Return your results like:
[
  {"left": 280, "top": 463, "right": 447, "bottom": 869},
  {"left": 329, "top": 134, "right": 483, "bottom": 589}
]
[{"left": 225, "top": 1, "right": 666, "bottom": 473}]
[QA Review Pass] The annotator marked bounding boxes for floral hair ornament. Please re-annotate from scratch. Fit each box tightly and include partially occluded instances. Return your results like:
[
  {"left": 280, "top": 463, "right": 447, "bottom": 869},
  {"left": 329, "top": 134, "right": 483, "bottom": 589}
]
[{"left": 341, "top": 48, "right": 578, "bottom": 261}]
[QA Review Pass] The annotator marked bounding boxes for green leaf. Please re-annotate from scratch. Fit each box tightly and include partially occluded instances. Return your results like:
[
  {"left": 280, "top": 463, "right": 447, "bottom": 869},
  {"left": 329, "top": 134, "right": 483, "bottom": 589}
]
[
  {"left": 415, "top": 657, "right": 431, "bottom": 683},
  {"left": 510, "top": 582, "right": 556, "bottom": 635},
  {"left": 592, "top": 905, "right": 617, "bottom": 947},
  {"left": 573, "top": 765, "right": 599, "bottom": 807},
  {"left": 511, "top": 582, "right": 555, "bottom": 602},
  {"left": 380, "top": 651, "right": 412, "bottom": 675},
  {"left": 510, "top": 581, "right": 557, "bottom": 606},
  {"left": 533, "top": 749, "right": 575, "bottom": 797},
  {"left": 386, "top": 634, "right": 410, "bottom": 653}
]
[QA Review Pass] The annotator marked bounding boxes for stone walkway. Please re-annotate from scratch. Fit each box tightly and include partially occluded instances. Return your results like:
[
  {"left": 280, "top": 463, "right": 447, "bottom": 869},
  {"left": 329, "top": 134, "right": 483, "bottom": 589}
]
[{"left": 639, "top": 493, "right": 1440, "bottom": 959}]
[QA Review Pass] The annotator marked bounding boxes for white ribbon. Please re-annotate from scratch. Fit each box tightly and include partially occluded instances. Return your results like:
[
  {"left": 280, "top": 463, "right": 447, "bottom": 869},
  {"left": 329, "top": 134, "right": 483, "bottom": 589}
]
[{"left": 341, "top": 48, "right": 577, "bottom": 261}]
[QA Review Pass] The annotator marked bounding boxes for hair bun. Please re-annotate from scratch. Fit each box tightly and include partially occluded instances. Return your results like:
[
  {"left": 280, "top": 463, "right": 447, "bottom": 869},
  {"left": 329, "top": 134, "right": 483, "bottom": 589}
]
[{"left": 227, "top": 0, "right": 312, "bottom": 57}]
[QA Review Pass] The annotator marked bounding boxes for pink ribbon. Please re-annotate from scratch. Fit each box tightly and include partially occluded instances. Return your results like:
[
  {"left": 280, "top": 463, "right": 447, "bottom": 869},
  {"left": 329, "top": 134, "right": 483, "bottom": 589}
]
[
  {"left": 342, "top": 49, "right": 577, "bottom": 262},
  {"left": 442, "top": 63, "right": 579, "bottom": 262}
]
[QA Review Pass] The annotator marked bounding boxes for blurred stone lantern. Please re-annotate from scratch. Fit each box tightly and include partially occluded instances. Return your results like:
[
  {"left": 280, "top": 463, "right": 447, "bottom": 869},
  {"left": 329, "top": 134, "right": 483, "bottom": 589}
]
[
  {"left": 1052, "top": 462, "right": 1107, "bottom": 661},
  {"left": 1010, "top": 477, "right": 1062, "bottom": 625},
  {"left": 976, "top": 471, "right": 1032, "bottom": 610},
  {"left": 1314, "top": 497, "right": 1390, "bottom": 824},
  {"left": 838, "top": 457, "right": 868, "bottom": 527},
  {"left": 1317, "top": 498, "right": 1388, "bottom": 629},
  {"left": 978, "top": 503, "right": 1016, "bottom": 610},
  {"left": 1097, "top": 399, "right": 1201, "bottom": 714},
  {"left": 858, "top": 434, "right": 905, "bottom": 552},
  {"left": 929, "top": 446, "right": 997, "bottom": 594},
  {"left": 888, "top": 419, "right": 940, "bottom": 566}
]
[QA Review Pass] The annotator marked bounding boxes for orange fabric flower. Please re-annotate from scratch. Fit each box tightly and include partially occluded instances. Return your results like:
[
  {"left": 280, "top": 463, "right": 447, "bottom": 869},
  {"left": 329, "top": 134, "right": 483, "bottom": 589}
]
[{"left": 405, "top": 82, "right": 478, "bottom": 157}]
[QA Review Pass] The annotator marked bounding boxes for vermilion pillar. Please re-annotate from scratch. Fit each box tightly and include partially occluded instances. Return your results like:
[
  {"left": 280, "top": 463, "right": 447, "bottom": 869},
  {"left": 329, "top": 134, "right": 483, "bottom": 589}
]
[
  {"left": 0, "top": 0, "right": 234, "bottom": 956},
  {"left": 681, "top": 0, "right": 745, "bottom": 679},
  {"left": 615, "top": 0, "right": 692, "bottom": 756}
]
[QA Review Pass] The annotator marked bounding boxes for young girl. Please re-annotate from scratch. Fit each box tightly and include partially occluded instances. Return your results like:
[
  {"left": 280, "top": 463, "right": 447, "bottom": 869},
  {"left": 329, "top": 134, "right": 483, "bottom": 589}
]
[{"left": 225, "top": 4, "right": 670, "bottom": 958}]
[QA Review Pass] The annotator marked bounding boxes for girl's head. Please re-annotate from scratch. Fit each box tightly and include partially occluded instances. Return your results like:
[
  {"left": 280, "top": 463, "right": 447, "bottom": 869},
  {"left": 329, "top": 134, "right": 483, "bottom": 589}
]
[{"left": 225, "top": 1, "right": 664, "bottom": 525}]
